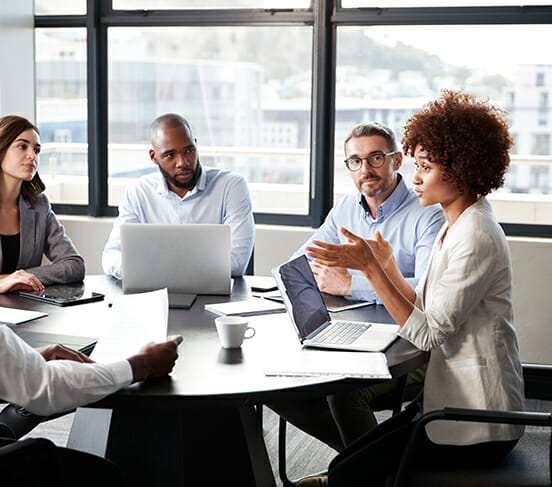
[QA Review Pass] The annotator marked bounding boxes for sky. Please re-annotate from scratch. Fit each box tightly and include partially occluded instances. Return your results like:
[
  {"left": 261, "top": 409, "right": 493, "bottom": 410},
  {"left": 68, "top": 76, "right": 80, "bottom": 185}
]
[{"left": 364, "top": 24, "right": 552, "bottom": 77}]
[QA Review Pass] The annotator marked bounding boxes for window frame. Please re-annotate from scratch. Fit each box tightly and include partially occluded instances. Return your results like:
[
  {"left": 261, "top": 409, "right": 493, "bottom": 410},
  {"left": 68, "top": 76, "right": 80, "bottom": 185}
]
[{"left": 35, "top": 0, "right": 552, "bottom": 237}]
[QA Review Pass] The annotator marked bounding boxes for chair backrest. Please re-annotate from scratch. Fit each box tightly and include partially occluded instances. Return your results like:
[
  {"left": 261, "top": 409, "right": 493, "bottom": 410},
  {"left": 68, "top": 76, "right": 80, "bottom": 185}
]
[{"left": 0, "top": 437, "right": 58, "bottom": 486}]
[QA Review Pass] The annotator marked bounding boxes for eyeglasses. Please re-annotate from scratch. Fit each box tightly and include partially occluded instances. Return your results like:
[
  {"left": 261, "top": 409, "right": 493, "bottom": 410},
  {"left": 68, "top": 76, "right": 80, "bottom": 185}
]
[{"left": 344, "top": 151, "right": 397, "bottom": 171}]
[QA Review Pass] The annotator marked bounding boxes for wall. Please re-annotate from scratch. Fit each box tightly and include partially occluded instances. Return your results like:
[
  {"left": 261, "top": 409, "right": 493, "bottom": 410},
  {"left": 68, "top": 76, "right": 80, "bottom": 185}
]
[
  {"left": 0, "top": 0, "right": 35, "bottom": 119},
  {"left": 58, "top": 216, "right": 551, "bottom": 366}
]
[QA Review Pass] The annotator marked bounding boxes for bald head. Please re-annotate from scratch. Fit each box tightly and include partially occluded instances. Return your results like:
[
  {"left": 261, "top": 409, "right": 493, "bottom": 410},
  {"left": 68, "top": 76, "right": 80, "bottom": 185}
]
[{"left": 150, "top": 113, "right": 193, "bottom": 144}]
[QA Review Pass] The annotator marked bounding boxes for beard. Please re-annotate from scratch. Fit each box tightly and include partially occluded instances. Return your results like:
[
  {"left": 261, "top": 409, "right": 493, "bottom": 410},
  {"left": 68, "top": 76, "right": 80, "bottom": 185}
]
[{"left": 157, "top": 160, "right": 202, "bottom": 191}]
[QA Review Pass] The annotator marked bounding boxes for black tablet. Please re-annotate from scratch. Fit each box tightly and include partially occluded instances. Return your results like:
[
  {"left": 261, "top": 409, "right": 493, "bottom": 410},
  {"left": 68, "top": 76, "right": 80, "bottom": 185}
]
[
  {"left": 168, "top": 293, "right": 197, "bottom": 309},
  {"left": 19, "top": 283, "right": 105, "bottom": 307}
]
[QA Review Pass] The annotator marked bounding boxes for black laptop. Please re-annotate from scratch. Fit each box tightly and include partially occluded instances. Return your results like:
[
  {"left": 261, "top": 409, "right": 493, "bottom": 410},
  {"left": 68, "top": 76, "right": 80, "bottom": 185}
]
[{"left": 273, "top": 255, "right": 399, "bottom": 352}]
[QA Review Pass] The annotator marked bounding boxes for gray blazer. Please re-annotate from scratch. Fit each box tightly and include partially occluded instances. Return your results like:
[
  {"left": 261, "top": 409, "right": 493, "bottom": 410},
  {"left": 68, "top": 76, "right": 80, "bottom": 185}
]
[{"left": 0, "top": 194, "right": 85, "bottom": 286}]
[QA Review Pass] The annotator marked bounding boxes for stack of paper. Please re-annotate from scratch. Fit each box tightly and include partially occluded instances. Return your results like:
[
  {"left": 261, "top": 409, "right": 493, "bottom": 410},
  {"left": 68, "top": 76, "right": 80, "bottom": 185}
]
[
  {"left": 265, "top": 350, "right": 391, "bottom": 379},
  {"left": 204, "top": 298, "right": 286, "bottom": 317}
]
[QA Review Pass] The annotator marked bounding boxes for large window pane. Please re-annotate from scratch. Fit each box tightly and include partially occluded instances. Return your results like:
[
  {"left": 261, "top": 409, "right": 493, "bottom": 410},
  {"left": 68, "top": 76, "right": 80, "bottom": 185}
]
[
  {"left": 335, "top": 25, "right": 552, "bottom": 225},
  {"left": 35, "top": 1, "right": 86, "bottom": 15},
  {"left": 35, "top": 28, "right": 88, "bottom": 205},
  {"left": 342, "top": 1, "right": 552, "bottom": 6},
  {"left": 107, "top": 26, "right": 312, "bottom": 214},
  {"left": 113, "top": 1, "right": 309, "bottom": 9}
]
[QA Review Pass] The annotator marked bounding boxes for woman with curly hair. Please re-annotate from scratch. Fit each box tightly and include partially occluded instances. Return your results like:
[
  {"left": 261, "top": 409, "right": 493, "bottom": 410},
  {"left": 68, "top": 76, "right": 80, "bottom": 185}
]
[
  {"left": 0, "top": 115, "right": 85, "bottom": 293},
  {"left": 300, "top": 90, "right": 524, "bottom": 486}
]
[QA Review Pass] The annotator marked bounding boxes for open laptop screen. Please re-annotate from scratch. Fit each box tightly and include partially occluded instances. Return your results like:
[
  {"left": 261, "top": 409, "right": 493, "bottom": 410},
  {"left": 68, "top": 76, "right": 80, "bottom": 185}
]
[{"left": 277, "top": 255, "right": 330, "bottom": 339}]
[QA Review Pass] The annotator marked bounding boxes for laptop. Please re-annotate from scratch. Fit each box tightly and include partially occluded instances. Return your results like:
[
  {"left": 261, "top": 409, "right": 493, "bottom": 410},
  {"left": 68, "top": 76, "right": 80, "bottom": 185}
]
[
  {"left": 120, "top": 223, "right": 231, "bottom": 295},
  {"left": 273, "top": 255, "right": 399, "bottom": 352}
]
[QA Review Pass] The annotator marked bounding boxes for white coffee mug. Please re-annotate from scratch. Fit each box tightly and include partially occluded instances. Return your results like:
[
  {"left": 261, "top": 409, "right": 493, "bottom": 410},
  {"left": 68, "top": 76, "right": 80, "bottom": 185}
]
[{"left": 214, "top": 316, "right": 256, "bottom": 349}]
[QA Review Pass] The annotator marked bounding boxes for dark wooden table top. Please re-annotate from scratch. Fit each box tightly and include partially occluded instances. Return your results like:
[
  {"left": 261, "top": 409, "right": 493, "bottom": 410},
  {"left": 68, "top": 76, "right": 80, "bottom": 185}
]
[{"left": 2, "top": 275, "right": 427, "bottom": 408}]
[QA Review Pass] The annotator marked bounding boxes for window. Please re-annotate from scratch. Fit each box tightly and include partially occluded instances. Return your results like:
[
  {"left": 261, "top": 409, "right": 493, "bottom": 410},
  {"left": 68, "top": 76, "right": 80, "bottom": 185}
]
[
  {"left": 113, "top": 0, "right": 308, "bottom": 8},
  {"left": 342, "top": 1, "right": 552, "bottom": 6},
  {"left": 107, "top": 26, "right": 312, "bottom": 214},
  {"left": 334, "top": 24, "right": 552, "bottom": 226},
  {"left": 33, "top": 1, "right": 552, "bottom": 235},
  {"left": 35, "top": 28, "right": 88, "bottom": 205},
  {"left": 35, "top": 1, "right": 86, "bottom": 15}
]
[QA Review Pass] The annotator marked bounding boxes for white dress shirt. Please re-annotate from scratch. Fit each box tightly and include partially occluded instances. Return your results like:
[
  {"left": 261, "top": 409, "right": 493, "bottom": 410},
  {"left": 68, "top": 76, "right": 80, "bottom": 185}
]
[
  {"left": 0, "top": 325, "right": 132, "bottom": 416},
  {"left": 102, "top": 166, "right": 255, "bottom": 279},
  {"left": 399, "top": 198, "right": 524, "bottom": 445}
]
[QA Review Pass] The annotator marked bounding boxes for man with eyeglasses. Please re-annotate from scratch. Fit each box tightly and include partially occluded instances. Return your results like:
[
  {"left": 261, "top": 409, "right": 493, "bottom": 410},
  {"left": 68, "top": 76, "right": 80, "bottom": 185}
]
[
  {"left": 294, "top": 121, "right": 444, "bottom": 304},
  {"left": 102, "top": 113, "right": 254, "bottom": 279},
  {"left": 269, "top": 122, "right": 445, "bottom": 455}
]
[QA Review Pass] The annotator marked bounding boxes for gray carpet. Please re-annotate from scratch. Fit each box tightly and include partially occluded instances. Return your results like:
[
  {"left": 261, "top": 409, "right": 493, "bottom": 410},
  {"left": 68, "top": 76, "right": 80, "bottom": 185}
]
[{"left": 17, "top": 399, "right": 551, "bottom": 486}]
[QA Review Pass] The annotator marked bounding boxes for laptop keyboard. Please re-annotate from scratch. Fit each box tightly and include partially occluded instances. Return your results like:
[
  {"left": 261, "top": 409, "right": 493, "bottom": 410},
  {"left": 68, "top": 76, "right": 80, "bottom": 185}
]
[{"left": 314, "top": 321, "right": 371, "bottom": 345}]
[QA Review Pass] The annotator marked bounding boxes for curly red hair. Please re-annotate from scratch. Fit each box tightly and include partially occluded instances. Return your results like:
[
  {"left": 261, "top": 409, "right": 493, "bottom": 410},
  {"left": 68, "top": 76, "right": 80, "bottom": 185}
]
[{"left": 402, "top": 90, "right": 513, "bottom": 197}]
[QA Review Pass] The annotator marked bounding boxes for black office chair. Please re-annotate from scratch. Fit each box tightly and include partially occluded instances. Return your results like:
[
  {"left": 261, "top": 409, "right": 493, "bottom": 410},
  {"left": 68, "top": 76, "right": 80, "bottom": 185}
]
[
  {"left": 278, "top": 375, "right": 423, "bottom": 486},
  {"left": 245, "top": 248, "right": 255, "bottom": 275},
  {"left": 0, "top": 420, "right": 126, "bottom": 486},
  {"left": 390, "top": 407, "right": 552, "bottom": 487}
]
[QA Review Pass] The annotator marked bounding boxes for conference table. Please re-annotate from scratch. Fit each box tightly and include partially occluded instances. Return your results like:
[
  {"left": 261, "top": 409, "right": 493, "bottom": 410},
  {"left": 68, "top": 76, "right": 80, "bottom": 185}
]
[{"left": 2, "top": 275, "right": 427, "bottom": 486}]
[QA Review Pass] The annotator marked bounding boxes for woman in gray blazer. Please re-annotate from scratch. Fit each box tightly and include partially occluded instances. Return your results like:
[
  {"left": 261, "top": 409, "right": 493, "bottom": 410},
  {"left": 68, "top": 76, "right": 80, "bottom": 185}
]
[{"left": 0, "top": 115, "right": 85, "bottom": 293}]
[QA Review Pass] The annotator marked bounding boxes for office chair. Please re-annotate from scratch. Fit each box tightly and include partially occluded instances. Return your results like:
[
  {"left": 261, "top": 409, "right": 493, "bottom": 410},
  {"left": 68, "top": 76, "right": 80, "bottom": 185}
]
[
  {"left": 245, "top": 248, "right": 255, "bottom": 275},
  {"left": 390, "top": 407, "right": 552, "bottom": 487},
  {"left": 0, "top": 420, "right": 59, "bottom": 487},
  {"left": 0, "top": 420, "right": 126, "bottom": 486},
  {"left": 278, "top": 375, "right": 422, "bottom": 486}
]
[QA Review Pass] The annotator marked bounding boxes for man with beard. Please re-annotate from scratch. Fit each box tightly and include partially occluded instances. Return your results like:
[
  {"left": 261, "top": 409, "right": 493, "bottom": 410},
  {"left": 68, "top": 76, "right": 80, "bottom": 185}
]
[
  {"left": 102, "top": 113, "right": 254, "bottom": 279},
  {"left": 294, "top": 121, "right": 444, "bottom": 304},
  {"left": 267, "top": 122, "right": 445, "bottom": 453}
]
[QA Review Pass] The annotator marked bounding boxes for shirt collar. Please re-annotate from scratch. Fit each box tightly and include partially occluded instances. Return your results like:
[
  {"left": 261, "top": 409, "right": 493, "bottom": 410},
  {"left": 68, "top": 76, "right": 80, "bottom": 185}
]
[{"left": 358, "top": 173, "right": 409, "bottom": 221}]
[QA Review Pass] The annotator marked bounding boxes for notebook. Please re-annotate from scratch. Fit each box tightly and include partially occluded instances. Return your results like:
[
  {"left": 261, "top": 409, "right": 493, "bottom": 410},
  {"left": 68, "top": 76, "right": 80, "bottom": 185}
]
[
  {"left": 120, "top": 223, "right": 231, "bottom": 295},
  {"left": 273, "top": 255, "right": 399, "bottom": 352}
]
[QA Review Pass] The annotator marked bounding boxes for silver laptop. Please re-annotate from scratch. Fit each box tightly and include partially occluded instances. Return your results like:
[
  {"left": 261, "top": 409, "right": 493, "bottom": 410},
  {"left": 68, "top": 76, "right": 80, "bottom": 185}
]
[
  {"left": 121, "top": 223, "right": 231, "bottom": 295},
  {"left": 273, "top": 255, "right": 399, "bottom": 352}
]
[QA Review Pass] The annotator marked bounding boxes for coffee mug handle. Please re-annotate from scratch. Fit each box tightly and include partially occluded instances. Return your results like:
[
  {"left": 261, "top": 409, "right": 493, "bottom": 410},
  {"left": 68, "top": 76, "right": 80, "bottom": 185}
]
[{"left": 244, "top": 326, "right": 256, "bottom": 339}]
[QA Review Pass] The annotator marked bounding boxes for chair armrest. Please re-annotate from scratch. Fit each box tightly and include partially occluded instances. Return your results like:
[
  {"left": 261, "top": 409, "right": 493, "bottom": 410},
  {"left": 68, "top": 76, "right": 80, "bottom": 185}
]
[
  {"left": 441, "top": 407, "right": 552, "bottom": 427},
  {"left": 393, "top": 408, "right": 552, "bottom": 487}
]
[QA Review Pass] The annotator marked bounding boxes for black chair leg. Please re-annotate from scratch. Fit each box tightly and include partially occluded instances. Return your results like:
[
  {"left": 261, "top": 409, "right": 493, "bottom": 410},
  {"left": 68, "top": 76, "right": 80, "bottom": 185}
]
[
  {"left": 278, "top": 416, "right": 297, "bottom": 487},
  {"left": 391, "top": 375, "right": 408, "bottom": 415}
]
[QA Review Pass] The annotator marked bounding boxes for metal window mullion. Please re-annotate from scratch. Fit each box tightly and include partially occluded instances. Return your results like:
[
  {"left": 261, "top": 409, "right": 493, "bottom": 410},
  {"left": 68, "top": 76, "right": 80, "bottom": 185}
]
[
  {"left": 332, "top": 6, "right": 552, "bottom": 25},
  {"left": 87, "top": 0, "right": 109, "bottom": 217},
  {"left": 309, "top": 0, "right": 336, "bottom": 228}
]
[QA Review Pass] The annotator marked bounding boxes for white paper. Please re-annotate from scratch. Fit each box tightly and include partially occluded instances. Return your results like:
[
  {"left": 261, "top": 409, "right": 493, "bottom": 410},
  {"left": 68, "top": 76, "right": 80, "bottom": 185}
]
[
  {"left": 90, "top": 288, "right": 168, "bottom": 363},
  {"left": 265, "top": 350, "right": 391, "bottom": 379},
  {"left": 0, "top": 306, "right": 47, "bottom": 326}
]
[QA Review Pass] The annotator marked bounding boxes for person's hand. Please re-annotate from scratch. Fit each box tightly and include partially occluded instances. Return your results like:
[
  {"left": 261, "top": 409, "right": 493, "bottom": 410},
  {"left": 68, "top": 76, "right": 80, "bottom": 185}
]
[
  {"left": 38, "top": 344, "right": 94, "bottom": 363},
  {"left": 306, "top": 227, "right": 378, "bottom": 273},
  {"left": 0, "top": 270, "right": 44, "bottom": 294},
  {"left": 366, "top": 231, "right": 394, "bottom": 270},
  {"left": 310, "top": 261, "right": 352, "bottom": 296},
  {"left": 128, "top": 335, "right": 183, "bottom": 383}
]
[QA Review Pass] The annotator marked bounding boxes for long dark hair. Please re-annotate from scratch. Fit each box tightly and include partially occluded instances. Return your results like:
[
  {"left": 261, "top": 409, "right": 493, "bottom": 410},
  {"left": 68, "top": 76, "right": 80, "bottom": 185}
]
[{"left": 0, "top": 115, "right": 46, "bottom": 201}]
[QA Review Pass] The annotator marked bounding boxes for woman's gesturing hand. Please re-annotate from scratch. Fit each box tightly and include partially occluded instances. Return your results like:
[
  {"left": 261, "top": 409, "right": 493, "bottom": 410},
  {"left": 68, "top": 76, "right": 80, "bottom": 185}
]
[{"left": 306, "top": 227, "right": 380, "bottom": 273}]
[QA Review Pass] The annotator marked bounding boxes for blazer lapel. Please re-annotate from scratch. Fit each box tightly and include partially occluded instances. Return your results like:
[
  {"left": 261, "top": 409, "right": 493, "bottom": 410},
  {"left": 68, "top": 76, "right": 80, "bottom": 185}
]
[{"left": 18, "top": 196, "right": 37, "bottom": 268}]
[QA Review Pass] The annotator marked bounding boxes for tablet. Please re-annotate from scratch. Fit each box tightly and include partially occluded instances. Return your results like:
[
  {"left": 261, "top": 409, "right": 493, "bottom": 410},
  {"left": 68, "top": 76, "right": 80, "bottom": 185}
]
[
  {"left": 19, "top": 283, "right": 105, "bottom": 307},
  {"left": 168, "top": 293, "right": 197, "bottom": 309}
]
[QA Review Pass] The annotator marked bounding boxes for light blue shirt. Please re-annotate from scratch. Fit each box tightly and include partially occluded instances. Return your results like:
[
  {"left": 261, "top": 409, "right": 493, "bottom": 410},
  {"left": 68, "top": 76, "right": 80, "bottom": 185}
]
[
  {"left": 294, "top": 174, "right": 445, "bottom": 303},
  {"left": 102, "top": 165, "right": 255, "bottom": 279}
]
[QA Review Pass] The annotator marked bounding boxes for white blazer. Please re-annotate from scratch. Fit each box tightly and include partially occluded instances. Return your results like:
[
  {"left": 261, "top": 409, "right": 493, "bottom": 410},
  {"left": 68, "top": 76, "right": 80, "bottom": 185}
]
[{"left": 399, "top": 197, "right": 524, "bottom": 445}]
